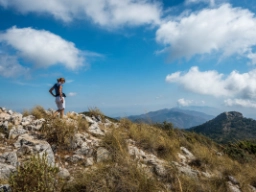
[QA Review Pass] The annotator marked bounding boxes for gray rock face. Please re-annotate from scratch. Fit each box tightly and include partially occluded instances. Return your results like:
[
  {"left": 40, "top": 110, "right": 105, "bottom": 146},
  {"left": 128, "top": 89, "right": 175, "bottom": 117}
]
[
  {"left": 0, "top": 184, "right": 11, "bottom": 192},
  {"left": 58, "top": 167, "right": 70, "bottom": 180},
  {"left": 0, "top": 163, "right": 16, "bottom": 180},
  {"left": 26, "top": 118, "right": 45, "bottom": 131},
  {"left": 14, "top": 134, "right": 55, "bottom": 166},
  {"left": 89, "top": 123, "right": 105, "bottom": 136},
  {"left": 97, "top": 147, "right": 111, "bottom": 162},
  {"left": 9, "top": 126, "right": 27, "bottom": 139},
  {"left": 0, "top": 152, "right": 18, "bottom": 167},
  {"left": 227, "top": 181, "right": 241, "bottom": 192}
]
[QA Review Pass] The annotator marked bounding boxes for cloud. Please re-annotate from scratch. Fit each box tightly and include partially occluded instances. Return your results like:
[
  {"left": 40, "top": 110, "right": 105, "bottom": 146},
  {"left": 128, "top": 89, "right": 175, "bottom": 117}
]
[
  {"left": 177, "top": 98, "right": 193, "bottom": 106},
  {"left": 156, "top": 4, "right": 256, "bottom": 62},
  {"left": 68, "top": 92, "right": 77, "bottom": 96},
  {"left": 177, "top": 98, "right": 205, "bottom": 106},
  {"left": 0, "top": 0, "right": 162, "bottom": 28},
  {"left": 224, "top": 99, "right": 256, "bottom": 108},
  {"left": 166, "top": 66, "right": 256, "bottom": 99},
  {"left": 185, "top": 0, "right": 215, "bottom": 6},
  {"left": 0, "top": 26, "right": 84, "bottom": 70},
  {"left": 0, "top": 55, "right": 29, "bottom": 78}
]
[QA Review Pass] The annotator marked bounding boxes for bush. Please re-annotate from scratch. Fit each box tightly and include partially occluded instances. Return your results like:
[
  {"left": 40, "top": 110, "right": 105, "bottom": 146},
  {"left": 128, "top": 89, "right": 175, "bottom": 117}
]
[
  {"left": 9, "top": 153, "right": 59, "bottom": 192},
  {"left": 41, "top": 119, "right": 76, "bottom": 148}
]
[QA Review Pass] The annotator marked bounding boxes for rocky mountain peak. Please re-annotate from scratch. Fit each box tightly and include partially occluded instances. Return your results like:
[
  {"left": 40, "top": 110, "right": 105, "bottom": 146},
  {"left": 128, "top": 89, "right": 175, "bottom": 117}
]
[{"left": 215, "top": 111, "right": 243, "bottom": 121}]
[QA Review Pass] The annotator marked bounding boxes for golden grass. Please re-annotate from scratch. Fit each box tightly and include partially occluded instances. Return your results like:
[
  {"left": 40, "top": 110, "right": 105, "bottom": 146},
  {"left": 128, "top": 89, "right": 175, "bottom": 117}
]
[
  {"left": 22, "top": 106, "right": 49, "bottom": 119},
  {"left": 119, "top": 120, "right": 179, "bottom": 161},
  {"left": 62, "top": 162, "right": 167, "bottom": 192},
  {"left": 41, "top": 119, "right": 76, "bottom": 148},
  {"left": 9, "top": 153, "right": 59, "bottom": 192},
  {"left": 88, "top": 107, "right": 105, "bottom": 122}
]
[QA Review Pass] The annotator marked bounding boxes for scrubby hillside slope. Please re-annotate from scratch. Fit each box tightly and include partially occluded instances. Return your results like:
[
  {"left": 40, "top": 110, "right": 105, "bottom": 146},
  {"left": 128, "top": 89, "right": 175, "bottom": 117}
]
[
  {"left": 0, "top": 106, "right": 256, "bottom": 192},
  {"left": 189, "top": 111, "right": 256, "bottom": 143}
]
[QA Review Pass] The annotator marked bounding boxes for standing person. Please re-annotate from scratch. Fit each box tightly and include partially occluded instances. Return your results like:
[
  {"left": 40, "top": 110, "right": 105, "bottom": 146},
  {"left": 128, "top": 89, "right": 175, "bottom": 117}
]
[{"left": 49, "top": 77, "right": 66, "bottom": 118}]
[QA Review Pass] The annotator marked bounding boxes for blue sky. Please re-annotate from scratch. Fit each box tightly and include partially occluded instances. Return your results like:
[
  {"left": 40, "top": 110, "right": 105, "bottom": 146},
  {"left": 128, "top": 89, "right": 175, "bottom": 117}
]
[{"left": 1, "top": 0, "right": 256, "bottom": 118}]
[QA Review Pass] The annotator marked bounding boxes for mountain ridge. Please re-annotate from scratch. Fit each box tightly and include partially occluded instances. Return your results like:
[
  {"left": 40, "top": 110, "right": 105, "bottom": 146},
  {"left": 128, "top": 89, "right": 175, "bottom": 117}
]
[
  {"left": 123, "top": 107, "right": 214, "bottom": 128},
  {"left": 189, "top": 111, "right": 256, "bottom": 143}
]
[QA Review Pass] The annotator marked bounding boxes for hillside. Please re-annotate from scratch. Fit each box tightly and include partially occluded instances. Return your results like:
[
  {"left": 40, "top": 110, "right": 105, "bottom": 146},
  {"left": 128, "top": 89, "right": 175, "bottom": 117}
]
[
  {"left": 189, "top": 111, "right": 256, "bottom": 143},
  {"left": 126, "top": 108, "right": 214, "bottom": 128},
  {"left": 1, "top": 106, "right": 256, "bottom": 192}
]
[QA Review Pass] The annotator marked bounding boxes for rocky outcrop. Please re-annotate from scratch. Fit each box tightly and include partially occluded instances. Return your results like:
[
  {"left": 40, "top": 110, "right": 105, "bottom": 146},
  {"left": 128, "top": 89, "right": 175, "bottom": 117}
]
[{"left": 0, "top": 107, "right": 253, "bottom": 191}]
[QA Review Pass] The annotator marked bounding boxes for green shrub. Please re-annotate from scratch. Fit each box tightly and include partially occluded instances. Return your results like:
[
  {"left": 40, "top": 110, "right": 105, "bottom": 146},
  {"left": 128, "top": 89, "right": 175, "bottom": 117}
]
[{"left": 9, "top": 153, "right": 59, "bottom": 192}]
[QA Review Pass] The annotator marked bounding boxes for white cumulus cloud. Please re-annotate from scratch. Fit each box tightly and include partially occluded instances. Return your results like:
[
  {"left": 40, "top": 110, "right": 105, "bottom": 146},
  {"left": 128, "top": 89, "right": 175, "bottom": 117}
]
[
  {"left": 177, "top": 98, "right": 193, "bottom": 106},
  {"left": 166, "top": 66, "right": 256, "bottom": 99},
  {"left": 0, "top": 26, "right": 84, "bottom": 70},
  {"left": 224, "top": 99, "right": 256, "bottom": 108},
  {"left": 156, "top": 4, "right": 256, "bottom": 63},
  {"left": 0, "top": 55, "right": 29, "bottom": 77},
  {"left": 0, "top": 0, "right": 162, "bottom": 27}
]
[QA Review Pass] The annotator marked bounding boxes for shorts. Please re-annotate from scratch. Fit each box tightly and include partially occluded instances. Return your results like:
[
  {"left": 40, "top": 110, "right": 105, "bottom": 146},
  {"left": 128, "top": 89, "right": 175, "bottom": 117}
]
[{"left": 55, "top": 96, "right": 65, "bottom": 110}]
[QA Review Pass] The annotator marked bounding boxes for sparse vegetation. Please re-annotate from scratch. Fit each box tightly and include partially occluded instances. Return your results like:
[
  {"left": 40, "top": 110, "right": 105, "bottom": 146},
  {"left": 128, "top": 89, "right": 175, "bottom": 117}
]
[
  {"left": 9, "top": 153, "right": 59, "bottom": 192},
  {"left": 41, "top": 119, "right": 76, "bottom": 148},
  {"left": 22, "top": 106, "right": 49, "bottom": 119},
  {"left": 88, "top": 107, "right": 105, "bottom": 121},
  {"left": 3, "top": 107, "right": 256, "bottom": 192}
]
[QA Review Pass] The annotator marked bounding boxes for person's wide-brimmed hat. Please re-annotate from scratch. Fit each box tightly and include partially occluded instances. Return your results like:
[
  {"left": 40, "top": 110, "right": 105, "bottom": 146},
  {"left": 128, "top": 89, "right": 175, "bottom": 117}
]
[{"left": 57, "top": 77, "right": 65, "bottom": 82}]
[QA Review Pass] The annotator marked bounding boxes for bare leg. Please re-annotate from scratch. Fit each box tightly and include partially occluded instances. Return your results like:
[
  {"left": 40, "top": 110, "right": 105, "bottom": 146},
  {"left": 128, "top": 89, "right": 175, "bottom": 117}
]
[
  {"left": 53, "top": 110, "right": 60, "bottom": 118},
  {"left": 60, "top": 109, "right": 65, "bottom": 118}
]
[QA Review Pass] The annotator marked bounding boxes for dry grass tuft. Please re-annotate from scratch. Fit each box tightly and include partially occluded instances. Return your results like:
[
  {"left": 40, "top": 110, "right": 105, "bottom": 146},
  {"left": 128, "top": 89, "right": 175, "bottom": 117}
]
[
  {"left": 22, "top": 106, "right": 49, "bottom": 119},
  {"left": 9, "top": 153, "right": 59, "bottom": 192},
  {"left": 88, "top": 107, "right": 105, "bottom": 122},
  {"left": 62, "top": 162, "right": 166, "bottom": 192},
  {"left": 121, "top": 121, "right": 179, "bottom": 161},
  {"left": 41, "top": 119, "right": 76, "bottom": 148}
]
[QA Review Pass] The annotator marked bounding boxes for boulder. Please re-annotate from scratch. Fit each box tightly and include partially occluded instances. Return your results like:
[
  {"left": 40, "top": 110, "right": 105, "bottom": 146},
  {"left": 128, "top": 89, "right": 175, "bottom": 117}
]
[
  {"left": 0, "top": 152, "right": 18, "bottom": 166},
  {"left": 0, "top": 163, "right": 16, "bottom": 180},
  {"left": 14, "top": 134, "right": 55, "bottom": 166},
  {"left": 96, "top": 147, "right": 111, "bottom": 162},
  {"left": 8, "top": 126, "right": 27, "bottom": 139},
  {"left": 227, "top": 181, "right": 241, "bottom": 192},
  {"left": 0, "top": 184, "right": 11, "bottom": 192},
  {"left": 88, "top": 123, "right": 104, "bottom": 136},
  {"left": 57, "top": 167, "right": 70, "bottom": 180}
]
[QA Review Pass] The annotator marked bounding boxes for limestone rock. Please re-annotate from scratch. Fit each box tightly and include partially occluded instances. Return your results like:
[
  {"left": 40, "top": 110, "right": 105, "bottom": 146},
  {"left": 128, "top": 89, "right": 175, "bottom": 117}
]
[
  {"left": 0, "top": 163, "right": 16, "bottom": 180},
  {"left": 58, "top": 167, "right": 70, "bottom": 180},
  {"left": 84, "top": 116, "right": 95, "bottom": 124},
  {"left": 8, "top": 126, "right": 27, "bottom": 139},
  {"left": 180, "top": 147, "right": 195, "bottom": 162},
  {"left": 0, "top": 152, "right": 17, "bottom": 166},
  {"left": 173, "top": 161, "right": 199, "bottom": 178},
  {"left": 89, "top": 123, "right": 104, "bottom": 136},
  {"left": 14, "top": 134, "right": 55, "bottom": 166},
  {"left": 66, "top": 154, "right": 84, "bottom": 163},
  {"left": 26, "top": 118, "right": 45, "bottom": 131},
  {"left": 84, "top": 157, "right": 94, "bottom": 166},
  {"left": 21, "top": 115, "right": 35, "bottom": 126},
  {"left": 0, "top": 184, "right": 11, "bottom": 192},
  {"left": 10, "top": 113, "right": 22, "bottom": 125},
  {"left": 227, "top": 181, "right": 241, "bottom": 192},
  {"left": 97, "top": 147, "right": 111, "bottom": 162}
]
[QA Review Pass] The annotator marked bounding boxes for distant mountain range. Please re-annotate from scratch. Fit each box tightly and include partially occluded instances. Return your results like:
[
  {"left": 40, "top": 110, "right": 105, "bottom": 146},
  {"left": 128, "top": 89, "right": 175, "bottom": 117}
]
[
  {"left": 189, "top": 111, "right": 256, "bottom": 143},
  {"left": 124, "top": 108, "right": 214, "bottom": 129}
]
